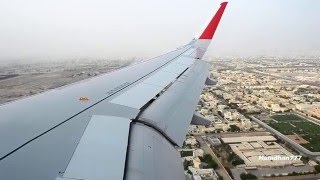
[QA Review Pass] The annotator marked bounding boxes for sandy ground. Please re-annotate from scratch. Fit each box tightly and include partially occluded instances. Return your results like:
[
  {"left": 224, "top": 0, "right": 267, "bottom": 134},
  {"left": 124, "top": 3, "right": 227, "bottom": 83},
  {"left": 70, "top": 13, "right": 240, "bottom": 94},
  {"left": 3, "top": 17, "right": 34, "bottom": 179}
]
[
  {"left": 0, "top": 60, "right": 133, "bottom": 104},
  {"left": 286, "top": 134, "right": 309, "bottom": 144}
]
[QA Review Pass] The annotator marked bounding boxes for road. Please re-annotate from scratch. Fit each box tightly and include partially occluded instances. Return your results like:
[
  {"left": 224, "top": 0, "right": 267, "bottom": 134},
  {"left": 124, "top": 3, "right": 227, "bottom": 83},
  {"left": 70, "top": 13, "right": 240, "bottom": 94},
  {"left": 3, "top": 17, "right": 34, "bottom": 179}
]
[
  {"left": 205, "top": 131, "right": 272, "bottom": 138},
  {"left": 245, "top": 69, "right": 320, "bottom": 88},
  {"left": 294, "top": 110, "right": 320, "bottom": 126},
  {"left": 263, "top": 174, "right": 320, "bottom": 180},
  {"left": 0, "top": 74, "right": 19, "bottom": 81},
  {"left": 214, "top": 63, "right": 320, "bottom": 87},
  {"left": 195, "top": 136, "right": 232, "bottom": 180},
  {"left": 250, "top": 115, "right": 320, "bottom": 158}
]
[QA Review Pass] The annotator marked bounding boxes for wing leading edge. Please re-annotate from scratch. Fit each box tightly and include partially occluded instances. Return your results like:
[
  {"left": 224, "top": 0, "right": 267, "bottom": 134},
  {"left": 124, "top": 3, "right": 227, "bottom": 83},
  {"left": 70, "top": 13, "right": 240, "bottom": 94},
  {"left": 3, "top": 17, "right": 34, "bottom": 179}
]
[{"left": 0, "top": 2, "right": 228, "bottom": 180}]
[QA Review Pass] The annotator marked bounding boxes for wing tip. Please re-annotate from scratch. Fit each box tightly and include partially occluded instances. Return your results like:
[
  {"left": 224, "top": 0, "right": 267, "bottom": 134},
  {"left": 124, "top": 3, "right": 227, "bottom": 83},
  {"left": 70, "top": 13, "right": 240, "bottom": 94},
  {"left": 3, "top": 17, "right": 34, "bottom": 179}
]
[
  {"left": 221, "top": 2, "right": 228, "bottom": 6},
  {"left": 198, "top": 1, "right": 228, "bottom": 40}
]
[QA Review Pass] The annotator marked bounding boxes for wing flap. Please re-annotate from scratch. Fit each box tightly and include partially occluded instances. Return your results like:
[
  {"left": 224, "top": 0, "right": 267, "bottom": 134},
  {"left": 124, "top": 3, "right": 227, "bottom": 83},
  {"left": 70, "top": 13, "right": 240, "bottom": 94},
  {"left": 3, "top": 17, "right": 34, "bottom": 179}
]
[
  {"left": 110, "top": 55, "right": 197, "bottom": 110},
  {"left": 110, "top": 83, "right": 164, "bottom": 109},
  {"left": 62, "top": 115, "right": 131, "bottom": 180},
  {"left": 125, "top": 123, "right": 185, "bottom": 180},
  {"left": 139, "top": 60, "right": 210, "bottom": 146}
]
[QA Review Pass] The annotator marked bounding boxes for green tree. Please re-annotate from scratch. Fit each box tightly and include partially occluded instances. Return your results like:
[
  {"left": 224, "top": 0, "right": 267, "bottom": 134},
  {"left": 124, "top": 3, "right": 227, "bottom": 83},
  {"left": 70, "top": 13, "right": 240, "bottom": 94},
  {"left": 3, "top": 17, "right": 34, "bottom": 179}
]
[
  {"left": 200, "top": 154, "right": 218, "bottom": 169},
  {"left": 217, "top": 172, "right": 224, "bottom": 180},
  {"left": 232, "top": 158, "right": 245, "bottom": 166},
  {"left": 229, "top": 125, "right": 240, "bottom": 132},
  {"left": 240, "top": 173, "right": 257, "bottom": 180},
  {"left": 315, "top": 164, "right": 320, "bottom": 173},
  {"left": 300, "top": 156, "right": 309, "bottom": 163},
  {"left": 183, "top": 159, "right": 193, "bottom": 170},
  {"left": 227, "top": 152, "right": 236, "bottom": 162}
]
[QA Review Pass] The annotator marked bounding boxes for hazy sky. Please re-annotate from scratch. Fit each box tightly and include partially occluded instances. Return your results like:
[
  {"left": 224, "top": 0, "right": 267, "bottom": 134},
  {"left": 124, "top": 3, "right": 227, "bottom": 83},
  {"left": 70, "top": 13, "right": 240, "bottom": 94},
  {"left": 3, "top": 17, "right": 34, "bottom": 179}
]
[{"left": 0, "top": 0, "right": 319, "bottom": 61}]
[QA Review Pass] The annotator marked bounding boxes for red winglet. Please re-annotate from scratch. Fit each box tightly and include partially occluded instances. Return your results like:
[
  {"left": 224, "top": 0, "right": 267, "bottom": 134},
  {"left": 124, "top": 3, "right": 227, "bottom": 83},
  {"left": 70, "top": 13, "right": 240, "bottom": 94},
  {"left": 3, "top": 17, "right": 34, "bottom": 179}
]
[{"left": 199, "top": 2, "right": 228, "bottom": 40}]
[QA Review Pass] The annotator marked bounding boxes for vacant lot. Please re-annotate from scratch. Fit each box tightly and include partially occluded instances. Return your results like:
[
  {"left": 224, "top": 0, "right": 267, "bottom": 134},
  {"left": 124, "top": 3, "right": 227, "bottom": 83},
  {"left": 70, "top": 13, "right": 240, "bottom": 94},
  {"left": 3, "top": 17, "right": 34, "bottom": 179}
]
[{"left": 287, "top": 135, "right": 309, "bottom": 144}]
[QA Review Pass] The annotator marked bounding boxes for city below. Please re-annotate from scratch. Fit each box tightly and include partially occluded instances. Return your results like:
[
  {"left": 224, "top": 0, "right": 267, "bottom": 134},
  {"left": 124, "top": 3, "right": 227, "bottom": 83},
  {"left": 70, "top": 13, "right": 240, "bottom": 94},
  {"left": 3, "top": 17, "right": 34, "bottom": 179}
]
[{"left": 0, "top": 56, "right": 320, "bottom": 180}]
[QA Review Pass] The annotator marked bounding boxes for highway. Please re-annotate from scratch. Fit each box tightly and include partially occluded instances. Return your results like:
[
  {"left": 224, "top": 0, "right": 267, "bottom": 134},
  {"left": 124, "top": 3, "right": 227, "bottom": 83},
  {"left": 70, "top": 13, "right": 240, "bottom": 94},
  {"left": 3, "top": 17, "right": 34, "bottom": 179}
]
[
  {"left": 263, "top": 174, "right": 320, "bottom": 180},
  {"left": 0, "top": 74, "right": 19, "bottom": 81},
  {"left": 195, "top": 136, "right": 232, "bottom": 180},
  {"left": 245, "top": 69, "right": 320, "bottom": 88},
  {"left": 250, "top": 115, "right": 320, "bottom": 158}
]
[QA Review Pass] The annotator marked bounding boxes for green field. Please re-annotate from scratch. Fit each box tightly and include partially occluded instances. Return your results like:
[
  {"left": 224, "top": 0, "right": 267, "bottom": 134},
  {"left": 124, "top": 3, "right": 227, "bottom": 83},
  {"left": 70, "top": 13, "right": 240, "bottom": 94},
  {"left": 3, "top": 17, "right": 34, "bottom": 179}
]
[
  {"left": 302, "top": 135, "right": 320, "bottom": 152},
  {"left": 269, "top": 121, "right": 320, "bottom": 135},
  {"left": 269, "top": 122, "right": 297, "bottom": 135},
  {"left": 269, "top": 114, "right": 320, "bottom": 152},
  {"left": 271, "top": 114, "right": 305, "bottom": 122},
  {"left": 291, "top": 122, "right": 320, "bottom": 135}
]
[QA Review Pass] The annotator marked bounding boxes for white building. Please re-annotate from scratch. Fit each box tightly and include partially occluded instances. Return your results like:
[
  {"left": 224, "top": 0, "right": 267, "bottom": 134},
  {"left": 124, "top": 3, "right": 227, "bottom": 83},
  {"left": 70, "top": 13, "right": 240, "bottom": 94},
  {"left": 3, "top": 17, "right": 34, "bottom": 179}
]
[
  {"left": 185, "top": 136, "right": 198, "bottom": 147},
  {"left": 189, "top": 167, "right": 219, "bottom": 180}
]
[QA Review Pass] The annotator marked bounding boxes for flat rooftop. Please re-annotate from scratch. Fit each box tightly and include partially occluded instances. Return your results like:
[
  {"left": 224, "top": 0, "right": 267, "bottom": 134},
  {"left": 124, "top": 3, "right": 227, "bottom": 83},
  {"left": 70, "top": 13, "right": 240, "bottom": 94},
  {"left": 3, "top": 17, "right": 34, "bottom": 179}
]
[
  {"left": 228, "top": 139, "right": 303, "bottom": 167},
  {"left": 221, "top": 135, "right": 276, "bottom": 144}
]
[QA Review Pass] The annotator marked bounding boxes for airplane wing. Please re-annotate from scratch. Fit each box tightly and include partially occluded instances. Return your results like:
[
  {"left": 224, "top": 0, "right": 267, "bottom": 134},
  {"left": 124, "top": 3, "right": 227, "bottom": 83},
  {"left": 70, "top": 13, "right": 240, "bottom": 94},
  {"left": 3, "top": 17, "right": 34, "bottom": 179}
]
[{"left": 0, "top": 2, "right": 228, "bottom": 180}]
